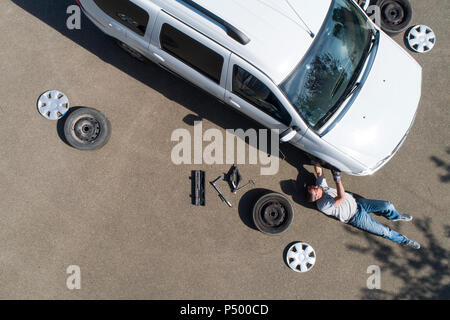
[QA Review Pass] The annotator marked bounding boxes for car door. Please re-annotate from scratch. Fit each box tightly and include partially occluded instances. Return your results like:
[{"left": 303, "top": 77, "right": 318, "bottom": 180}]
[
  {"left": 119, "top": 0, "right": 160, "bottom": 57},
  {"left": 85, "top": 0, "right": 129, "bottom": 43},
  {"left": 225, "top": 54, "right": 296, "bottom": 133},
  {"left": 149, "top": 11, "right": 230, "bottom": 101}
]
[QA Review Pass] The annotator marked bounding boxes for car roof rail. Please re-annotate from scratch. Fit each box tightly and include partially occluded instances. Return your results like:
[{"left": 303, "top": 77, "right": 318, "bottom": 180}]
[{"left": 178, "top": 0, "right": 251, "bottom": 45}]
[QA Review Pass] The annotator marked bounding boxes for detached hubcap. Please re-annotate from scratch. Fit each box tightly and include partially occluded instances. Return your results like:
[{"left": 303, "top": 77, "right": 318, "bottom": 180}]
[
  {"left": 286, "top": 242, "right": 317, "bottom": 273},
  {"left": 407, "top": 25, "right": 436, "bottom": 53}
]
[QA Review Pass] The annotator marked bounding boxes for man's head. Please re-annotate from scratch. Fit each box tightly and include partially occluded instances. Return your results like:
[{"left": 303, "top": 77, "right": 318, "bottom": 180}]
[{"left": 306, "top": 185, "right": 323, "bottom": 202}]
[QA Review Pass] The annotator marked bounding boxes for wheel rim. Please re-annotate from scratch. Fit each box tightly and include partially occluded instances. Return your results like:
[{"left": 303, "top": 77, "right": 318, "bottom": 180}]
[
  {"left": 382, "top": 2, "right": 405, "bottom": 25},
  {"left": 407, "top": 25, "right": 436, "bottom": 53},
  {"left": 72, "top": 115, "right": 101, "bottom": 143},
  {"left": 286, "top": 242, "right": 316, "bottom": 273},
  {"left": 260, "top": 199, "right": 287, "bottom": 228},
  {"left": 37, "top": 90, "right": 69, "bottom": 120}
]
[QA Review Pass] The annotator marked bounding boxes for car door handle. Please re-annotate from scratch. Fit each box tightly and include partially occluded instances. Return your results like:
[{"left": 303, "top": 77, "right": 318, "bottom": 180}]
[
  {"left": 228, "top": 99, "right": 241, "bottom": 109},
  {"left": 108, "top": 23, "right": 122, "bottom": 31},
  {"left": 153, "top": 53, "right": 165, "bottom": 62}
]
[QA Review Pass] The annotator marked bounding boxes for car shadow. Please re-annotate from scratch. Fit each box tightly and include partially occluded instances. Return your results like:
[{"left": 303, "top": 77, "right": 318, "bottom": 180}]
[{"left": 12, "top": 0, "right": 316, "bottom": 172}]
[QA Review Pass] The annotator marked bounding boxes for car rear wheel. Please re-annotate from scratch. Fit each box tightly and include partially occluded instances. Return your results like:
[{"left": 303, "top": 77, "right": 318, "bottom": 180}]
[
  {"left": 376, "top": 0, "right": 413, "bottom": 34},
  {"left": 252, "top": 193, "right": 294, "bottom": 235}
]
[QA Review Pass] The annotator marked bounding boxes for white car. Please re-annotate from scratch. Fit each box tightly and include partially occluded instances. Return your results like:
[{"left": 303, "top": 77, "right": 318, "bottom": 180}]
[{"left": 76, "top": 0, "right": 422, "bottom": 175}]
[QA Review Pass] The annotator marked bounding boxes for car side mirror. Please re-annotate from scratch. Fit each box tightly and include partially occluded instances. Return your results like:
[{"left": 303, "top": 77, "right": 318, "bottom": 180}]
[{"left": 280, "top": 126, "right": 300, "bottom": 143}]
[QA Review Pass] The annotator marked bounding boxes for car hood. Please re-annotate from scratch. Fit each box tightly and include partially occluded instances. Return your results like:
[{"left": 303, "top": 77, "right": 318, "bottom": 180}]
[{"left": 322, "top": 32, "right": 422, "bottom": 171}]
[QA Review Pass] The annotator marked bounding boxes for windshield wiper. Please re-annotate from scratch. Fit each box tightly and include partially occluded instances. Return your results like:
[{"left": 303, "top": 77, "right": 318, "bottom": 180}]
[
  {"left": 320, "top": 82, "right": 359, "bottom": 124},
  {"left": 331, "top": 71, "right": 347, "bottom": 98},
  {"left": 333, "top": 30, "right": 378, "bottom": 107},
  {"left": 317, "top": 29, "right": 379, "bottom": 129}
]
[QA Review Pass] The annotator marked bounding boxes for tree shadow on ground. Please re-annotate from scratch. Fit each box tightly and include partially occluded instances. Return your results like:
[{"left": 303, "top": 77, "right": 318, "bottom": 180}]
[
  {"left": 430, "top": 147, "right": 450, "bottom": 183},
  {"left": 344, "top": 218, "right": 450, "bottom": 299}
]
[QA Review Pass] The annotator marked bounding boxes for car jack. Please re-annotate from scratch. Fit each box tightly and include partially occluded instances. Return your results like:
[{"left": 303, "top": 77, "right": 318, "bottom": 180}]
[{"left": 210, "top": 176, "right": 232, "bottom": 208}]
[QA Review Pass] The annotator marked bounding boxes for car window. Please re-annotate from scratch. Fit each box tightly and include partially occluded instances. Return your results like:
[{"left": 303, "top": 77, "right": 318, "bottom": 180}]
[
  {"left": 94, "top": 0, "right": 149, "bottom": 36},
  {"left": 232, "top": 65, "right": 292, "bottom": 126},
  {"left": 160, "top": 24, "right": 224, "bottom": 84}
]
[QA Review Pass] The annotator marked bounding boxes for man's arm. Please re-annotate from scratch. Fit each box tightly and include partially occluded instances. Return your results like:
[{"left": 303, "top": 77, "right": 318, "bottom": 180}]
[
  {"left": 314, "top": 164, "right": 325, "bottom": 179},
  {"left": 332, "top": 170, "right": 346, "bottom": 207}
]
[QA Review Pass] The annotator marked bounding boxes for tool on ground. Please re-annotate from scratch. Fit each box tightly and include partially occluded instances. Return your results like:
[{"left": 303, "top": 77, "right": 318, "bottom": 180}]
[
  {"left": 210, "top": 176, "right": 232, "bottom": 208},
  {"left": 225, "top": 165, "right": 242, "bottom": 193},
  {"left": 191, "top": 170, "right": 205, "bottom": 206},
  {"left": 225, "top": 165, "right": 256, "bottom": 193},
  {"left": 233, "top": 180, "right": 255, "bottom": 193}
]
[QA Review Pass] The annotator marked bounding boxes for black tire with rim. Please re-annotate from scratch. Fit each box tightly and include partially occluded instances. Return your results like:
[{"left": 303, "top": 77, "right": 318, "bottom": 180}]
[
  {"left": 376, "top": 0, "right": 413, "bottom": 34},
  {"left": 252, "top": 193, "right": 294, "bottom": 235},
  {"left": 115, "top": 39, "right": 147, "bottom": 62},
  {"left": 64, "top": 107, "right": 111, "bottom": 151}
]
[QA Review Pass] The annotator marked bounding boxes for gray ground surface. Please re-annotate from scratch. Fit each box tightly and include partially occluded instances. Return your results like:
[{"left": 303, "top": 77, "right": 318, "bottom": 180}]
[{"left": 0, "top": 0, "right": 448, "bottom": 299}]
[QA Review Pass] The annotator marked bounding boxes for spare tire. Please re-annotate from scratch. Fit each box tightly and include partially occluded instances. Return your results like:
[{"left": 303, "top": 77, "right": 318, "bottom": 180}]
[
  {"left": 252, "top": 193, "right": 294, "bottom": 235},
  {"left": 376, "top": 0, "right": 413, "bottom": 34},
  {"left": 64, "top": 107, "right": 111, "bottom": 151}
]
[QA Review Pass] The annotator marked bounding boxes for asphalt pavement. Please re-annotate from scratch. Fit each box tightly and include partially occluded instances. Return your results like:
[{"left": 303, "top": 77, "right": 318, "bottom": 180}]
[{"left": 0, "top": 0, "right": 448, "bottom": 299}]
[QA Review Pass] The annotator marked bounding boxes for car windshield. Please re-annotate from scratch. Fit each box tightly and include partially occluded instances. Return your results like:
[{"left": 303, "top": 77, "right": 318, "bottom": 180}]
[{"left": 280, "top": 0, "right": 373, "bottom": 130}]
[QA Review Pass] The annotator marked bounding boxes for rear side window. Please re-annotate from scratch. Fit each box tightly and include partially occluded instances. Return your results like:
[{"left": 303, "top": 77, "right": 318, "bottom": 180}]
[
  {"left": 160, "top": 24, "right": 224, "bottom": 84},
  {"left": 232, "top": 66, "right": 292, "bottom": 126},
  {"left": 94, "top": 0, "right": 149, "bottom": 36}
]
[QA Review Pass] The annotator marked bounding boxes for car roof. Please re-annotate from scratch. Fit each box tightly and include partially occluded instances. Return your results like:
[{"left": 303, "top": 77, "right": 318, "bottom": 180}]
[{"left": 152, "top": 0, "right": 332, "bottom": 84}]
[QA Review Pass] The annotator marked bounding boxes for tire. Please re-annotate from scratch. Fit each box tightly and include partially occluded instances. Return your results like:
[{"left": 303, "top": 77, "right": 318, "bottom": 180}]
[
  {"left": 376, "top": 0, "right": 413, "bottom": 34},
  {"left": 64, "top": 107, "right": 111, "bottom": 151},
  {"left": 252, "top": 193, "right": 294, "bottom": 235},
  {"left": 115, "top": 39, "right": 147, "bottom": 62}
]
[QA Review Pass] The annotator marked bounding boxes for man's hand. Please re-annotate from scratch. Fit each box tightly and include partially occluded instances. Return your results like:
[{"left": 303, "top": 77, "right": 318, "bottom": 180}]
[
  {"left": 332, "top": 169, "right": 341, "bottom": 183},
  {"left": 314, "top": 164, "right": 324, "bottom": 178},
  {"left": 331, "top": 169, "right": 345, "bottom": 207}
]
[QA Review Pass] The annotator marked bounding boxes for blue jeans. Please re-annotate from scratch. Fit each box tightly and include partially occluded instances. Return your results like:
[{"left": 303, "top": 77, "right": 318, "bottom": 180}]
[{"left": 348, "top": 198, "right": 408, "bottom": 244}]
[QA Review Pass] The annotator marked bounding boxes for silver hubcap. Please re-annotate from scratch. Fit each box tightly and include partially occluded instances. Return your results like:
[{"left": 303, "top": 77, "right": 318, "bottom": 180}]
[
  {"left": 37, "top": 90, "right": 70, "bottom": 120},
  {"left": 407, "top": 25, "right": 436, "bottom": 53},
  {"left": 286, "top": 242, "right": 316, "bottom": 273}
]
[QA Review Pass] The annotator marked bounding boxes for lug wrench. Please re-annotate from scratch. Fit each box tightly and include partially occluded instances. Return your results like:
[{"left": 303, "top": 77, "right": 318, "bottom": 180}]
[
  {"left": 210, "top": 176, "right": 232, "bottom": 208},
  {"left": 233, "top": 180, "right": 255, "bottom": 193}
]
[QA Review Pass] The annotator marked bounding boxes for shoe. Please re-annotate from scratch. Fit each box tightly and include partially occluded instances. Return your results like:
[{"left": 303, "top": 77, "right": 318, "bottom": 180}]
[
  {"left": 404, "top": 239, "right": 421, "bottom": 249},
  {"left": 392, "top": 214, "right": 413, "bottom": 222}
]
